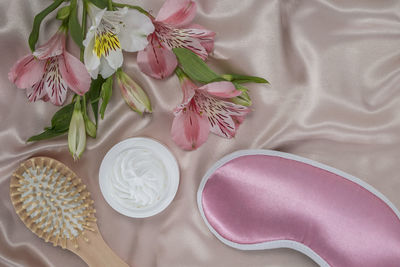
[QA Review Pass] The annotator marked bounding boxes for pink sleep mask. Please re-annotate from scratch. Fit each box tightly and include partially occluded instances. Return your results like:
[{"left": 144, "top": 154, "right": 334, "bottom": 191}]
[{"left": 197, "top": 150, "right": 400, "bottom": 266}]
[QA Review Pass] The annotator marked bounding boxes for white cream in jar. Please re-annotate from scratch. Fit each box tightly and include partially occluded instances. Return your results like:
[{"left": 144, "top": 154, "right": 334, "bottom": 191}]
[{"left": 99, "top": 138, "right": 179, "bottom": 218}]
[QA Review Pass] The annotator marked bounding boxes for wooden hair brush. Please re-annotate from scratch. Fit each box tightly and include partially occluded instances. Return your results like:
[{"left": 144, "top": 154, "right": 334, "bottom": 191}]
[{"left": 10, "top": 157, "right": 129, "bottom": 267}]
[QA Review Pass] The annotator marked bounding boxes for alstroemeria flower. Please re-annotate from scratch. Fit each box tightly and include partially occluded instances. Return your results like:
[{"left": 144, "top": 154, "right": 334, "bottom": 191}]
[
  {"left": 8, "top": 29, "right": 90, "bottom": 105},
  {"left": 138, "top": 0, "right": 215, "bottom": 79},
  {"left": 171, "top": 76, "right": 250, "bottom": 150},
  {"left": 84, "top": 4, "right": 154, "bottom": 79}
]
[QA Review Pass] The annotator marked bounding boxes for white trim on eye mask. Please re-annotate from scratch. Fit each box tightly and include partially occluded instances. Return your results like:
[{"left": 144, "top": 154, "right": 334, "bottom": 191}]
[{"left": 197, "top": 149, "right": 400, "bottom": 267}]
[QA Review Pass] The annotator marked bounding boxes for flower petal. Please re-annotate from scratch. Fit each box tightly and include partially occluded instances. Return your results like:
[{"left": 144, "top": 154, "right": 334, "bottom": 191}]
[
  {"left": 195, "top": 92, "right": 250, "bottom": 138},
  {"left": 44, "top": 58, "right": 68, "bottom": 106},
  {"left": 98, "top": 57, "right": 115, "bottom": 78},
  {"left": 42, "top": 95, "right": 50, "bottom": 102},
  {"left": 104, "top": 47, "right": 123, "bottom": 72},
  {"left": 26, "top": 73, "right": 47, "bottom": 102},
  {"left": 83, "top": 29, "right": 100, "bottom": 78},
  {"left": 171, "top": 103, "right": 209, "bottom": 150},
  {"left": 156, "top": 0, "right": 197, "bottom": 27},
  {"left": 87, "top": 3, "right": 106, "bottom": 28},
  {"left": 180, "top": 78, "right": 196, "bottom": 104},
  {"left": 137, "top": 36, "right": 178, "bottom": 79},
  {"left": 118, "top": 9, "right": 155, "bottom": 52},
  {"left": 185, "top": 24, "right": 215, "bottom": 53},
  {"left": 155, "top": 24, "right": 209, "bottom": 60},
  {"left": 198, "top": 81, "right": 242, "bottom": 98},
  {"left": 33, "top": 31, "right": 66, "bottom": 60},
  {"left": 8, "top": 54, "right": 45, "bottom": 89},
  {"left": 83, "top": 26, "right": 96, "bottom": 47},
  {"left": 59, "top": 52, "right": 91, "bottom": 95},
  {"left": 231, "top": 115, "right": 246, "bottom": 129}
]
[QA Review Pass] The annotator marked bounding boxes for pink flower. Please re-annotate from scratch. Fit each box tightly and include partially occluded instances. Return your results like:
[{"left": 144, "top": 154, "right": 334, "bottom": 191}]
[
  {"left": 9, "top": 29, "right": 91, "bottom": 106},
  {"left": 137, "top": 0, "right": 215, "bottom": 79},
  {"left": 171, "top": 76, "right": 250, "bottom": 150}
]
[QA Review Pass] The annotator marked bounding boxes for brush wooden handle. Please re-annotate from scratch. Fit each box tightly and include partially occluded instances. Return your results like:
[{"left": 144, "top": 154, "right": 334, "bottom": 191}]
[{"left": 68, "top": 224, "right": 129, "bottom": 267}]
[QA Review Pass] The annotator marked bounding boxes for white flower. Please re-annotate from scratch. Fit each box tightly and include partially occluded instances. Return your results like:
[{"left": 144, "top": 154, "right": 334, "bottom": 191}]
[{"left": 84, "top": 4, "right": 154, "bottom": 79}]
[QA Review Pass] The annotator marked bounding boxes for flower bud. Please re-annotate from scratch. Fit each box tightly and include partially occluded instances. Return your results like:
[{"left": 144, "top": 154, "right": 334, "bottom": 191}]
[
  {"left": 221, "top": 74, "right": 234, "bottom": 81},
  {"left": 68, "top": 99, "right": 86, "bottom": 161},
  {"left": 56, "top": 6, "right": 70, "bottom": 20},
  {"left": 84, "top": 116, "right": 97, "bottom": 138},
  {"left": 117, "top": 70, "right": 152, "bottom": 115},
  {"left": 231, "top": 83, "right": 252, "bottom": 106},
  {"left": 231, "top": 91, "right": 252, "bottom": 106}
]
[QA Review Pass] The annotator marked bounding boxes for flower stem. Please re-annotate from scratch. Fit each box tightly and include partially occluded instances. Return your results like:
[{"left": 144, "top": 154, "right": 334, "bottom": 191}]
[
  {"left": 90, "top": 97, "right": 101, "bottom": 104},
  {"left": 80, "top": 0, "right": 87, "bottom": 62},
  {"left": 116, "top": 67, "right": 123, "bottom": 76},
  {"left": 82, "top": 94, "right": 87, "bottom": 116},
  {"left": 111, "top": 2, "right": 152, "bottom": 17},
  {"left": 60, "top": 19, "right": 69, "bottom": 31},
  {"left": 175, "top": 67, "right": 188, "bottom": 82},
  {"left": 75, "top": 95, "right": 81, "bottom": 108},
  {"left": 107, "top": 0, "right": 113, "bottom": 11}
]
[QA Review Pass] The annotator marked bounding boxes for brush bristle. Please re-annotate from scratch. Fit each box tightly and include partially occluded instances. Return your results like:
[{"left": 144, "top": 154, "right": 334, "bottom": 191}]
[{"left": 10, "top": 157, "right": 97, "bottom": 249}]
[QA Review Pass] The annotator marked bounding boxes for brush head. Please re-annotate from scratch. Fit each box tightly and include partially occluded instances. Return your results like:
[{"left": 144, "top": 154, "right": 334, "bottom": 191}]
[{"left": 10, "top": 157, "right": 97, "bottom": 249}]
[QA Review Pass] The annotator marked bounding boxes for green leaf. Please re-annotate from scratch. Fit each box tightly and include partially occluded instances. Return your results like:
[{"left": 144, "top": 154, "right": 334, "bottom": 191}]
[
  {"left": 28, "top": 0, "right": 65, "bottom": 51},
  {"left": 69, "top": 0, "right": 83, "bottom": 48},
  {"left": 208, "top": 76, "right": 229, "bottom": 83},
  {"left": 86, "top": 76, "right": 105, "bottom": 124},
  {"left": 89, "top": 0, "right": 108, "bottom": 9},
  {"left": 27, "top": 102, "right": 74, "bottom": 142},
  {"left": 51, "top": 102, "right": 74, "bottom": 131},
  {"left": 27, "top": 128, "right": 67, "bottom": 142},
  {"left": 222, "top": 74, "right": 269, "bottom": 84},
  {"left": 100, "top": 76, "right": 113, "bottom": 119},
  {"left": 173, "top": 48, "right": 220, "bottom": 83}
]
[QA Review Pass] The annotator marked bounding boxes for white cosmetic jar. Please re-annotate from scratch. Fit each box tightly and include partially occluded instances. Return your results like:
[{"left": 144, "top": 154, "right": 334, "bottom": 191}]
[{"left": 99, "top": 137, "right": 179, "bottom": 218}]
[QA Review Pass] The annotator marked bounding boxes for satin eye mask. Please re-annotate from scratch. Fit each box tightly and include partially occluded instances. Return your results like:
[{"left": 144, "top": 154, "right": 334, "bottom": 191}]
[{"left": 197, "top": 150, "right": 400, "bottom": 267}]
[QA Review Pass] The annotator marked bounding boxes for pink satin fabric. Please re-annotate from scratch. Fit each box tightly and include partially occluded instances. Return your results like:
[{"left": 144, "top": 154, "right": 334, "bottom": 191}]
[
  {"left": 2, "top": 0, "right": 400, "bottom": 266},
  {"left": 201, "top": 153, "right": 400, "bottom": 266}
]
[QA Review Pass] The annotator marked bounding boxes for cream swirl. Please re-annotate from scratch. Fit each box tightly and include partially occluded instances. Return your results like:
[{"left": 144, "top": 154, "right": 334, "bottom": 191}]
[{"left": 109, "top": 147, "right": 167, "bottom": 209}]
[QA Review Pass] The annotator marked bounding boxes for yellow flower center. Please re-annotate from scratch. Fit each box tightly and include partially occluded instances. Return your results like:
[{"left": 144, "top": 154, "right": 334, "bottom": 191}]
[
  {"left": 94, "top": 30, "right": 121, "bottom": 58},
  {"left": 93, "top": 19, "right": 121, "bottom": 58}
]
